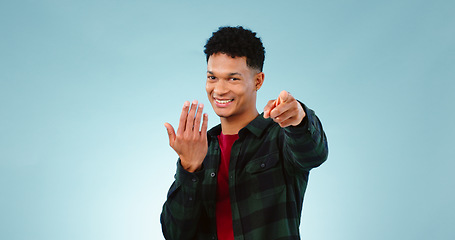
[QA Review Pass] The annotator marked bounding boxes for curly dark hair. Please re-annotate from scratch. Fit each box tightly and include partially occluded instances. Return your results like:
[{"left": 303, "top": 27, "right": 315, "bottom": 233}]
[{"left": 204, "top": 26, "right": 265, "bottom": 71}]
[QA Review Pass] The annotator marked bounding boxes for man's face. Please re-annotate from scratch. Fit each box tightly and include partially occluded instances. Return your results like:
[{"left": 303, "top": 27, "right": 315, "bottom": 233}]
[{"left": 206, "top": 53, "right": 262, "bottom": 120}]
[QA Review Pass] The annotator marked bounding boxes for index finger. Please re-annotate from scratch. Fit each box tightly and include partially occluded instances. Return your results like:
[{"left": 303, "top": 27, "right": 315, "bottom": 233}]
[
  {"left": 177, "top": 101, "right": 190, "bottom": 136},
  {"left": 278, "top": 90, "right": 292, "bottom": 103}
]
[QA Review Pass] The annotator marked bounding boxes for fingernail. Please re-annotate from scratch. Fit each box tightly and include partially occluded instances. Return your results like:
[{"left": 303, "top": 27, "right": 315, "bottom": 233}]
[
  {"left": 184, "top": 101, "right": 190, "bottom": 107},
  {"left": 199, "top": 103, "right": 204, "bottom": 108},
  {"left": 192, "top": 100, "right": 197, "bottom": 105}
]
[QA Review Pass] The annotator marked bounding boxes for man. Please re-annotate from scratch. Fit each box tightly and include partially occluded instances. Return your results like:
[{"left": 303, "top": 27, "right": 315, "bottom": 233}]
[{"left": 161, "top": 26, "right": 328, "bottom": 240}]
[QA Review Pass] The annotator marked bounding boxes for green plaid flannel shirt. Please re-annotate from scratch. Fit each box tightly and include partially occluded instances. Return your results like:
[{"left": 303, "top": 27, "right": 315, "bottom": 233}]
[{"left": 161, "top": 103, "right": 328, "bottom": 240}]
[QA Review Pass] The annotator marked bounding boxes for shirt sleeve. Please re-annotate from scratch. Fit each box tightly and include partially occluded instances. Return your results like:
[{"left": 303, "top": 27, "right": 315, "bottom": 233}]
[
  {"left": 160, "top": 159, "right": 205, "bottom": 240},
  {"left": 281, "top": 101, "right": 329, "bottom": 173}
]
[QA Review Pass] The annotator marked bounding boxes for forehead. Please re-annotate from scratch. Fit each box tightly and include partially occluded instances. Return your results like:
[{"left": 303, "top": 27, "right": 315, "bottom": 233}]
[{"left": 207, "top": 53, "right": 251, "bottom": 75}]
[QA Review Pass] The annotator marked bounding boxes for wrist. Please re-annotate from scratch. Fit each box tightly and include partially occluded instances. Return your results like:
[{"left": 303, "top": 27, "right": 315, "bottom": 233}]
[{"left": 180, "top": 158, "right": 203, "bottom": 173}]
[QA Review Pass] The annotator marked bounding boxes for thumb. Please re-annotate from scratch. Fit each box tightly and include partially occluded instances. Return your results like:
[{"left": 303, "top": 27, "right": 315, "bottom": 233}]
[
  {"left": 263, "top": 99, "right": 276, "bottom": 118},
  {"left": 164, "top": 122, "right": 176, "bottom": 146}
]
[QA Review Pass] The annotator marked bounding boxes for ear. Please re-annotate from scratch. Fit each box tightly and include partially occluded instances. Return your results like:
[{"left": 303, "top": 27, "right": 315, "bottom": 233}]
[{"left": 255, "top": 72, "right": 265, "bottom": 91}]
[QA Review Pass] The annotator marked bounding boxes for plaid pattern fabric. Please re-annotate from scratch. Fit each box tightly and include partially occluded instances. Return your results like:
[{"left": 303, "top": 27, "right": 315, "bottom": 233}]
[{"left": 161, "top": 104, "right": 328, "bottom": 240}]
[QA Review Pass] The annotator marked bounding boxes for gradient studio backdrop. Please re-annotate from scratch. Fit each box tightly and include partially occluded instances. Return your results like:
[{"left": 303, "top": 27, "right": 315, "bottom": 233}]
[{"left": 1, "top": 0, "right": 454, "bottom": 239}]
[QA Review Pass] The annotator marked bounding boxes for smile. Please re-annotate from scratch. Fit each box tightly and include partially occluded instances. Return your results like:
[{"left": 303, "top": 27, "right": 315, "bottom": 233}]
[{"left": 215, "top": 99, "right": 233, "bottom": 104}]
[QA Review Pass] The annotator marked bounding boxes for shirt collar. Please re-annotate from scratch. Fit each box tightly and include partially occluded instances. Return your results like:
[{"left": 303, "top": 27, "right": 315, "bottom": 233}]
[{"left": 207, "top": 113, "right": 274, "bottom": 138}]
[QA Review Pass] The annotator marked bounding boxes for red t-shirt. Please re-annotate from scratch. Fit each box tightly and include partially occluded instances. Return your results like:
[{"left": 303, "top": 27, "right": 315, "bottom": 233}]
[{"left": 216, "top": 133, "right": 239, "bottom": 240}]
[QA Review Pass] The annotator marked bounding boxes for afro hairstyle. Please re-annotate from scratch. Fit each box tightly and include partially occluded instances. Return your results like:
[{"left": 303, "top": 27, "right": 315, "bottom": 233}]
[{"left": 204, "top": 26, "right": 265, "bottom": 72}]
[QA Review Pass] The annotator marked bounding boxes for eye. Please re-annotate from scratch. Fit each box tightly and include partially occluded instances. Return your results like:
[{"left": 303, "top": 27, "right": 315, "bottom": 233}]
[
  {"left": 230, "top": 77, "right": 240, "bottom": 81},
  {"left": 207, "top": 76, "right": 216, "bottom": 80}
]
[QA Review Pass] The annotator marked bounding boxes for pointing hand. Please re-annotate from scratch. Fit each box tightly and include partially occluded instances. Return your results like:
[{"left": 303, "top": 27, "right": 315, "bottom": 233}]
[{"left": 263, "top": 91, "right": 305, "bottom": 128}]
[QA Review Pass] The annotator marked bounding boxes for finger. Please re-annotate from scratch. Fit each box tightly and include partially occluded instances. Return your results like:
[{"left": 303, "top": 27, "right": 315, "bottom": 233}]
[
  {"left": 270, "top": 101, "right": 292, "bottom": 119},
  {"left": 263, "top": 99, "right": 276, "bottom": 118},
  {"left": 200, "top": 113, "right": 208, "bottom": 139},
  {"left": 164, "top": 122, "right": 176, "bottom": 146},
  {"left": 273, "top": 109, "right": 294, "bottom": 124},
  {"left": 273, "top": 100, "right": 305, "bottom": 127},
  {"left": 277, "top": 117, "right": 296, "bottom": 128},
  {"left": 177, "top": 101, "right": 190, "bottom": 136},
  {"left": 186, "top": 100, "right": 198, "bottom": 133},
  {"left": 278, "top": 90, "right": 293, "bottom": 103},
  {"left": 193, "top": 103, "right": 204, "bottom": 133}
]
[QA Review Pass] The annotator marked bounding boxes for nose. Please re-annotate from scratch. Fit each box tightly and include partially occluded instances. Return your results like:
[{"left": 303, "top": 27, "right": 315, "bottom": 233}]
[{"left": 213, "top": 80, "right": 229, "bottom": 96}]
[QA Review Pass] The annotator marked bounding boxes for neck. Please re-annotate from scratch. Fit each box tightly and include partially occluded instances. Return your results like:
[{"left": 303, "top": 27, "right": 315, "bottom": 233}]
[{"left": 220, "top": 110, "right": 259, "bottom": 135}]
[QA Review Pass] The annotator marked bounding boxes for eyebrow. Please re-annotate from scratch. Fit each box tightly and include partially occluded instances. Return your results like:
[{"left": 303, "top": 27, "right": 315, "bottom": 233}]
[
  {"left": 229, "top": 72, "right": 242, "bottom": 76},
  {"left": 207, "top": 71, "right": 242, "bottom": 76}
]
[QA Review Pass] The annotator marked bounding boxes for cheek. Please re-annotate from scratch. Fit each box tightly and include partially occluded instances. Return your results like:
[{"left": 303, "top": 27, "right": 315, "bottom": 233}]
[
  {"left": 237, "top": 83, "right": 254, "bottom": 96},
  {"left": 206, "top": 83, "right": 215, "bottom": 99},
  {"left": 243, "top": 78, "right": 256, "bottom": 91}
]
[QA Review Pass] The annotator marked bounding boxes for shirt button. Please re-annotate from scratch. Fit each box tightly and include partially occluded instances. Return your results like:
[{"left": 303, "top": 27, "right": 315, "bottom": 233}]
[
  {"left": 192, "top": 178, "right": 197, "bottom": 182},
  {"left": 210, "top": 172, "right": 216, "bottom": 177},
  {"left": 260, "top": 163, "right": 266, "bottom": 168},
  {"left": 189, "top": 197, "right": 193, "bottom": 201}
]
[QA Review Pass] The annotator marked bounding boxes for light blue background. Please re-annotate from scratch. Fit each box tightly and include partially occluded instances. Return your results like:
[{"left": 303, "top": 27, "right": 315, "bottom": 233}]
[{"left": 1, "top": 0, "right": 454, "bottom": 239}]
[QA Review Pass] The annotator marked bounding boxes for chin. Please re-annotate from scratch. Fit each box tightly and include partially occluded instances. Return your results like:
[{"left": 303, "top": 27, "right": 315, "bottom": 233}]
[{"left": 214, "top": 111, "right": 232, "bottom": 118}]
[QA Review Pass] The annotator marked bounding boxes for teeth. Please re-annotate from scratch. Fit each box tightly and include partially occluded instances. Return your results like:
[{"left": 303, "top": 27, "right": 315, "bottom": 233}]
[{"left": 215, "top": 99, "right": 233, "bottom": 104}]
